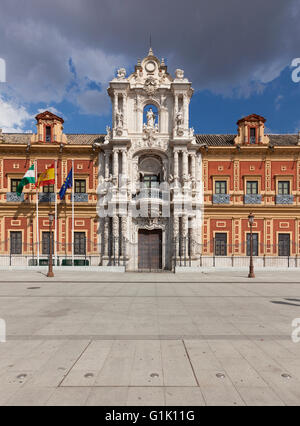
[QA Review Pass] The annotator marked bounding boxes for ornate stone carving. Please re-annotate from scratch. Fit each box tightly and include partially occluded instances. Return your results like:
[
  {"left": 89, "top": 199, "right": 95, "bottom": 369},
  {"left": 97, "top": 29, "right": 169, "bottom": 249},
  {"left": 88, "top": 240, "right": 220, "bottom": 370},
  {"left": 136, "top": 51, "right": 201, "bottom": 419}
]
[
  {"left": 117, "top": 68, "right": 126, "bottom": 79},
  {"left": 175, "top": 69, "right": 184, "bottom": 79},
  {"left": 144, "top": 77, "right": 157, "bottom": 95},
  {"left": 104, "top": 126, "right": 111, "bottom": 144}
]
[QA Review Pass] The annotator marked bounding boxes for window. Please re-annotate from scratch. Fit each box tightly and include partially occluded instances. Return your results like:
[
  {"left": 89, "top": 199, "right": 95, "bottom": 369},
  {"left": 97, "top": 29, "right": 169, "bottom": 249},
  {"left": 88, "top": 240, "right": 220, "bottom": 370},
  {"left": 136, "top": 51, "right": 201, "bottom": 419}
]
[
  {"left": 42, "top": 232, "right": 54, "bottom": 255},
  {"left": 214, "top": 233, "right": 227, "bottom": 256},
  {"left": 246, "top": 181, "right": 258, "bottom": 195},
  {"left": 250, "top": 127, "right": 256, "bottom": 144},
  {"left": 215, "top": 181, "right": 227, "bottom": 194},
  {"left": 75, "top": 179, "right": 86, "bottom": 193},
  {"left": 45, "top": 126, "right": 51, "bottom": 142},
  {"left": 74, "top": 232, "right": 86, "bottom": 255},
  {"left": 11, "top": 179, "right": 21, "bottom": 193},
  {"left": 278, "top": 181, "right": 290, "bottom": 195},
  {"left": 247, "top": 233, "right": 258, "bottom": 256},
  {"left": 278, "top": 234, "right": 290, "bottom": 256},
  {"left": 43, "top": 185, "right": 54, "bottom": 193},
  {"left": 142, "top": 175, "right": 159, "bottom": 188},
  {"left": 10, "top": 231, "right": 22, "bottom": 254}
]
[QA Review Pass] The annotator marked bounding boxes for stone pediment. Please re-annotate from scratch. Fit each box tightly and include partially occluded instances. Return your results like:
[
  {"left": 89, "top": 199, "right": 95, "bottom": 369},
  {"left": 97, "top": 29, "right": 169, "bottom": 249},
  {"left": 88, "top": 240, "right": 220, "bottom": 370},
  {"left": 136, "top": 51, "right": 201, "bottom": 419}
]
[{"left": 35, "top": 110, "right": 64, "bottom": 123}]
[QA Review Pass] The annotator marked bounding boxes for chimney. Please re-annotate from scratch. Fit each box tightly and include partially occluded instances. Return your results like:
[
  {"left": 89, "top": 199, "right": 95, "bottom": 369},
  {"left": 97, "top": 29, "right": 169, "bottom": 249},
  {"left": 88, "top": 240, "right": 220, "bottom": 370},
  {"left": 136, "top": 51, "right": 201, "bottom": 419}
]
[{"left": 298, "top": 131, "right": 300, "bottom": 145}]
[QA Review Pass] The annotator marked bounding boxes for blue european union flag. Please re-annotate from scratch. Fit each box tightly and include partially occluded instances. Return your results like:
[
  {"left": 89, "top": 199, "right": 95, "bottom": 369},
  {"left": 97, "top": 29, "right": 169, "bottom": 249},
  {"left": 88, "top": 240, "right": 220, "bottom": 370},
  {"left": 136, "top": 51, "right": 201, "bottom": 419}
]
[{"left": 59, "top": 168, "right": 73, "bottom": 200}]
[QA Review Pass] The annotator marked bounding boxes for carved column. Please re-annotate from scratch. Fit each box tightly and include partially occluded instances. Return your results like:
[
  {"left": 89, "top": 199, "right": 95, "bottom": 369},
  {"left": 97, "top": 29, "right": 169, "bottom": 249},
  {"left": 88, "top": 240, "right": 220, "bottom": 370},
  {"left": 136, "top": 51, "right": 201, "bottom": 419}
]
[
  {"left": 122, "top": 149, "right": 127, "bottom": 177},
  {"left": 112, "top": 216, "right": 119, "bottom": 260},
  {"left": 122, "top": 93, "right": 127, "bottom": 129},
  {"left": 182, "top": 215, "right": 189, "bottom": 256},
  {"left": 114, "top": 93, "right": 118, "bottom": 127},
  {"left": 173, "top": 215, "right": 179, "bottom": 257},
  {"left": 121, "top": 216, "right": 127, "bottom": 257},
  {"left": 104, "top": 217, "right": 109, "bottom": 257},
  {"left": 104, "top": 151, "right": 110, "bottom": 179},
  {"left": 173, "top": 150, "right": 179, "bottom": 180},
  {"left": 191, "top": 153, "right": 196, "bottom": 181},
  {"left": 183, "top": 94, "right": 189, "bottom": 128},
  {"left": 190, "top": 216, "right": 196, "bottom": 255},
  {"left": 182, "top": 150, "right": 188, "bottom": 182},
  {"left": 113, "top": 149, "right": 119, "bottom": 186}
]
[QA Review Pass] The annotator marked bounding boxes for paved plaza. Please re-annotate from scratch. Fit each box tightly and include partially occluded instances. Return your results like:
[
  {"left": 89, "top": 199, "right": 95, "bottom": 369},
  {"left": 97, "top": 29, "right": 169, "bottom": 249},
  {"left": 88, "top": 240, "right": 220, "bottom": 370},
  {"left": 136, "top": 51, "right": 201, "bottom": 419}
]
[{"left": 0, "top": 270, "right": 300, "bottom": 406}]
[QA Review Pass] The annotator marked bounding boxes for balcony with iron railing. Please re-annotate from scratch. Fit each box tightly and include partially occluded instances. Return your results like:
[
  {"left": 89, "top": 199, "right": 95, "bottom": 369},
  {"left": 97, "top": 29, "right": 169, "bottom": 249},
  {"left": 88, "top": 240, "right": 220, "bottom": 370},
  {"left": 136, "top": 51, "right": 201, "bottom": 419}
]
[
  {"left": 213, "top": 194, "right": 230, "bottom": 204},
  {"left": 276, "top": 194, "right": 294, "bottom": 204},
  {"left": 6, "top": 193, "right": 24, "bottom": 202},
  {"left": 244, "top": 194, "right": 262, "bottom": 204}
]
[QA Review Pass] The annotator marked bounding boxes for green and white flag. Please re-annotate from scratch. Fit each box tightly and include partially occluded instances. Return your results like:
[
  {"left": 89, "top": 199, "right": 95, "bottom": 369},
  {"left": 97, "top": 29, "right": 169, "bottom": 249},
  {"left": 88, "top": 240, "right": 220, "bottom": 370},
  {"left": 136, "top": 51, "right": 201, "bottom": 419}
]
[{"left": 16, "top": 164, "right": 35, "bottom": 196}]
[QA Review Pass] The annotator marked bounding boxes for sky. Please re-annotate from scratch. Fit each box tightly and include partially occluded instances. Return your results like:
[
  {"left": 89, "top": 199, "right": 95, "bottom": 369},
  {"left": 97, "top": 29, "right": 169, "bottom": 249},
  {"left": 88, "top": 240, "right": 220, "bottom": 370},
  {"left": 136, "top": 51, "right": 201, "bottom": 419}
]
[{"left": 0, "top": 0, "right": 300, "bottom": 135}]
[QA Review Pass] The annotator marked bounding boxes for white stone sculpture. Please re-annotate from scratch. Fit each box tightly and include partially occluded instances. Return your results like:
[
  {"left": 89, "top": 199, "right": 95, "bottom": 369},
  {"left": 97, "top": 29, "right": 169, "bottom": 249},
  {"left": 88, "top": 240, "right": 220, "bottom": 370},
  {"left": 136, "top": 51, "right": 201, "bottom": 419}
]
[
  {"left": 175, "top": 69, "right": 184, "bottom": 79},
  {"left": 117, "top": 68, "right": 126, "bottom": 79},
  {"left": 146, "top": 108, "right": 155, "bottom": 128}
]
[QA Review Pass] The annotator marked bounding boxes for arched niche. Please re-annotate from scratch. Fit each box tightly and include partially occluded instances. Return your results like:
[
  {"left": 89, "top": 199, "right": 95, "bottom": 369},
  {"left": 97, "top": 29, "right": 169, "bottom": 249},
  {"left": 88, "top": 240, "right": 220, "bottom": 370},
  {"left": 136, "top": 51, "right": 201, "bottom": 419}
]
[{"left": 143, "top": 103, "right": 159, "bottom": 129}]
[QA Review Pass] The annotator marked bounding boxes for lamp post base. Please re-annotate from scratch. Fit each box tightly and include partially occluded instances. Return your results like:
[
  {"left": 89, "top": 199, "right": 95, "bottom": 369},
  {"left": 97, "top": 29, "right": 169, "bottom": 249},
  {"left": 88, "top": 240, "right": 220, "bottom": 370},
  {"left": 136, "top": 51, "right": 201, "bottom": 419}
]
[
  {"left": 248, "top": 269, "right": 255, "bottom": 278},
  {"left": 47, "top": 272, "right": 54, "bottom": 278}
]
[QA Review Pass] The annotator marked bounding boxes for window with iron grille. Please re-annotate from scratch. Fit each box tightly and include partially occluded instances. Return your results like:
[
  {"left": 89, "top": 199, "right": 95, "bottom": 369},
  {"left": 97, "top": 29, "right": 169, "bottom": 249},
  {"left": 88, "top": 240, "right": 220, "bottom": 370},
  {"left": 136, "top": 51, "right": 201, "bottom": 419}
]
[
  {"left": 250, "top": 127, "right": 256, "bottom": 144},
  {"left": 74, "top": 232, "right": 86, "bottom": 255},
  {"left": 246, "top": 181, "right": 258, "bottom": 194},
  {"left": 215, "top": 181, "right": 227, "bottom": 194},
  {"left": 247, "top": 233, "right": 258, "bottom": 256},
  {"left": 214, "top": 233, "right": 227, "bottom": 256},
  {"left": 10, "top": 231, "right": 22, "bottom": 254},
  {"left": 278, "top": 181, "right": 290, "bottom": 195},
  {"left": 75, "top": 180, "right": 86, "bottom": 193},
  {"left": 42, "top": 232, "right": 54, "bottom": 255},
  {"left": 43, "top": 185, "right": 54, "bottom": 193},
  {"left": 11, "top": 179, "right": 21, "bottom": 193},
  {"left": 278, "top": 234, "right": 290, "bottom": 256}
]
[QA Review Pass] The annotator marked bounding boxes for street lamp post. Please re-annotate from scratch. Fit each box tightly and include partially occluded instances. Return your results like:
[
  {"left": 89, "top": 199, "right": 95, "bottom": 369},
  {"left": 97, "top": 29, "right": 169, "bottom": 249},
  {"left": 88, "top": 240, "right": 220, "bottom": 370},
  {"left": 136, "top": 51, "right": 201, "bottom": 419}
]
[
  {"left": 47, "top": 212, "right": 54, "bottom": 278},
  {"left": 248, "top": 212, "right": 255, "bottom": 278}
]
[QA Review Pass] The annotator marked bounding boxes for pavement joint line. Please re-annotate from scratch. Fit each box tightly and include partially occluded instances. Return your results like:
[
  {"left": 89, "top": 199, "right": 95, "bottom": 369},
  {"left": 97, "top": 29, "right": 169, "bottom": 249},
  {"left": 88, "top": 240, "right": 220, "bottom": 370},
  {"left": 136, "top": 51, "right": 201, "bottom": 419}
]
[
  {"left": 182, "top": 339, "right": 200, "bottom": 388},
  {"left": 2, "top": 281, "right": 300, "bottom": 284},
  {"left": 1, "top": 295, "right": 299, "bottom": 298},
  {"left": 57, "top": 339, "right": 93, "bottom": 388},
  {"left": 5, "top": 335, "right": 292, "bottom": 340}
]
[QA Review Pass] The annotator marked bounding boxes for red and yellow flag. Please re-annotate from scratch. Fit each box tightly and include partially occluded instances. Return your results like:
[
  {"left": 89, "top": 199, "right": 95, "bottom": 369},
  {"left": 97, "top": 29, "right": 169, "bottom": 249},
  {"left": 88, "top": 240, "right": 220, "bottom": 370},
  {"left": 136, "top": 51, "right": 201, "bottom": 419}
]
[{"left": 35, "top": 164, "right": 55, "bottom": 188}]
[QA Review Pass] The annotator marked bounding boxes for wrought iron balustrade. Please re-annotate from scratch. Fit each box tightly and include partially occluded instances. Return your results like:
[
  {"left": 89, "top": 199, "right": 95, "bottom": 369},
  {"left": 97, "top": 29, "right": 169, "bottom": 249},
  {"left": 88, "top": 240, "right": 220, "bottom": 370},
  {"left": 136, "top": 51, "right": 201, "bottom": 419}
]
[
  {"left": 6, "top": 192, "right": 24, "bottom": 202},
  {"left": 213, "top": 194, "right": 230, "bottom": 204}
]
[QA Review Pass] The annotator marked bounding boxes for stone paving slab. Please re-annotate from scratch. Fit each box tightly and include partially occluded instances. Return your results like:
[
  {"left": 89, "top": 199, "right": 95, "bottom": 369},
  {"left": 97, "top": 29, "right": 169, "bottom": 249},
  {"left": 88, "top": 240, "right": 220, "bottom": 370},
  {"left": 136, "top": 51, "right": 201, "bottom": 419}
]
[{"left": 0, "top": 270, "right": 300, "bottom": 405}]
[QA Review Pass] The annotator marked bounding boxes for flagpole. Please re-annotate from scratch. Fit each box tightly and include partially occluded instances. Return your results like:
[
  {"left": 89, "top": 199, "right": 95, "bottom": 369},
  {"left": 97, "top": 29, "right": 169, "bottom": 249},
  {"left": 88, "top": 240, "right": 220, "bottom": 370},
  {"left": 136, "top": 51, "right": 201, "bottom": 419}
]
[
  {"left": 72, "top": 159, "right": 74, "bottom": 266},
  {"left": 54, "top": 160, "right": 57, "bottom": 267},
  {"left": 35, "top": 160, "right": 39, "bottom": 265}
]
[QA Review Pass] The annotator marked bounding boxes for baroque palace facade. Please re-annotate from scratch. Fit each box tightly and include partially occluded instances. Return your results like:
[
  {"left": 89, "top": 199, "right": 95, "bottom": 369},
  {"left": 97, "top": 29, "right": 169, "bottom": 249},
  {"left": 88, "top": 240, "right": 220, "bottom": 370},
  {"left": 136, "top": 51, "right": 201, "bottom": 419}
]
[{"left": 1, "top": 48, "right": 300, "bottom": 270}]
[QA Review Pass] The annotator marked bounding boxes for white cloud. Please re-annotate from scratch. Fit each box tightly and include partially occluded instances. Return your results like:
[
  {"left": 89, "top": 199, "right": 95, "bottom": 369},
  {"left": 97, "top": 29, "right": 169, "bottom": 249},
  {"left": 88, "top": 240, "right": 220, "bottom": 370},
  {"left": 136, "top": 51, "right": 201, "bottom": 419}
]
[{"left": 0, "top": 96, "right": 33, "bottom": 132}]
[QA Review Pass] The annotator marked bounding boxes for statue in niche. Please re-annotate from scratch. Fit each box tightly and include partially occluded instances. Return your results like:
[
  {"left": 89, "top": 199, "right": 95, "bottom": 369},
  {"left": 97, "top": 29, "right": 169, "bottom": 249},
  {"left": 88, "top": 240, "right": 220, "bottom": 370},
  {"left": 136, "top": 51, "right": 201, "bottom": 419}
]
[
  {"left": 175, "top": 111, "right": 183, "bottom": 127},
  {"left": 146, "top": 108, "right": 155, "bottom": 128},
  {"left": 115, "top": 110, "right": 123, "bottom": 128}
]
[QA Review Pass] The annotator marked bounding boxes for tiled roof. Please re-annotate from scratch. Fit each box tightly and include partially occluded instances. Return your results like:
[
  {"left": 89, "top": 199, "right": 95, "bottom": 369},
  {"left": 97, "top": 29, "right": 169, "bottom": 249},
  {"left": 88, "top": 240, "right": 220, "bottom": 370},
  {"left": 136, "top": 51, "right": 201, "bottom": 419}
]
[
  {"left": 195, "top": 134, "right": 235, "bottom": 146},
  {"left": 196, "top": 134, "right": 300, "bottom": 147},
  {"left": 0, "top": 133, "right": 105, "bottom": 145},
  {"left": 0, "top": 133, "right": 299, "bottom": 147}
]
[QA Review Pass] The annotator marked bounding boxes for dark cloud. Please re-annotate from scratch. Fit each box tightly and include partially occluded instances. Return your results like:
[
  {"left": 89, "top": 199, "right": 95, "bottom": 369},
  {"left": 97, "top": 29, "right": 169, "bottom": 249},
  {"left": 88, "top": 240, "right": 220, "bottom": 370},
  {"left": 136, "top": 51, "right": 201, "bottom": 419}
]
[{"left": 0, "top": 0, "right": 299, "bottom": 114}]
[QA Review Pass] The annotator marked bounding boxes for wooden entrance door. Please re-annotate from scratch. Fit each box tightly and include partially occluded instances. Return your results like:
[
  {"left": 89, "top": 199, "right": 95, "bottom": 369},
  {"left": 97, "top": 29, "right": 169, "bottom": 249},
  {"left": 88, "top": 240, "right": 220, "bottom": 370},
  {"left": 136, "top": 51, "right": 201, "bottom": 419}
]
[{"left": 138, "top": 230, "right": 162, "bottom": 270}]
